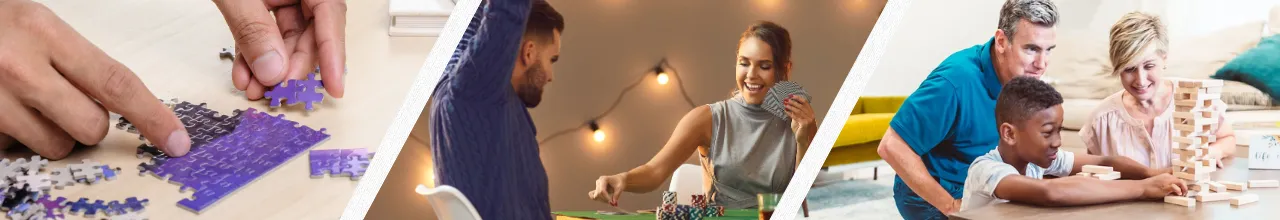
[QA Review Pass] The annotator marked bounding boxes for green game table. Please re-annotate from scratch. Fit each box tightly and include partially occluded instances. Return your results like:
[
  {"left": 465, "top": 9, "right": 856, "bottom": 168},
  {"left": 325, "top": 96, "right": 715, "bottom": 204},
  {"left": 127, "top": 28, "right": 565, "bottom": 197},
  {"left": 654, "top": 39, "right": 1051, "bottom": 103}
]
[{"left": 553, "top": 209, "right": 761, "bottom": 220}]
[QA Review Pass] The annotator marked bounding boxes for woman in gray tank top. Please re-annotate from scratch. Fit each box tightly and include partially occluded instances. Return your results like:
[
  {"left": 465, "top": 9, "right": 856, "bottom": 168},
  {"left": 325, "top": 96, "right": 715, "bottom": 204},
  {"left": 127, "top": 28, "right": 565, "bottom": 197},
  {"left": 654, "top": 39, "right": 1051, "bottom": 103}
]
[{"left": 587, "top": 21, "right": 818, "bottom": 209}]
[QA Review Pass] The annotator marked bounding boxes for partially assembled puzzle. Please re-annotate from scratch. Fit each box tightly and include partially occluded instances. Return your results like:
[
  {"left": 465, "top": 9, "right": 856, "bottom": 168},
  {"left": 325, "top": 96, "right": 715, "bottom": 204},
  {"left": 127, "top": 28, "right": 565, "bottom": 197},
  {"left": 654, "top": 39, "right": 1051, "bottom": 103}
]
[{"left": 117, "top": 99, "right": 330, "bottom": 213}]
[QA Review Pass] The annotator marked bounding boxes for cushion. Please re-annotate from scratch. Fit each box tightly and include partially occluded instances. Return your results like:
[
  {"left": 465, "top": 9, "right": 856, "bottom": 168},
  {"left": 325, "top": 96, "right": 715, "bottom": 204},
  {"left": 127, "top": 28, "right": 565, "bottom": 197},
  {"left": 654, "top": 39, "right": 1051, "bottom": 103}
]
[
  {"left": 859, "top": 96, "right": 907, "bottom": 114},
  {"left": 833, "top": 113, "right": 895, "bottom": 147},
  {"left": 1270, "top": 5, "right": 1280, "bottom": 36},
  {"left": 1212, "top": 35, "right": 1280, "bottom": 105},
  {"left": 1061, "top": 98, "right": 1102, "bottom": 131}
]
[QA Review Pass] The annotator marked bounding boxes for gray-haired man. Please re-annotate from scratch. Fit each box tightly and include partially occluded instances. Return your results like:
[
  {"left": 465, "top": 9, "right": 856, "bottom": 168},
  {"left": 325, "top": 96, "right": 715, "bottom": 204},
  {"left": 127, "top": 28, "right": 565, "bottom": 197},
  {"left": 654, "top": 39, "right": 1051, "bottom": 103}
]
[{"left": 875, "top": 0, "right": 1059, "bottom": 219}]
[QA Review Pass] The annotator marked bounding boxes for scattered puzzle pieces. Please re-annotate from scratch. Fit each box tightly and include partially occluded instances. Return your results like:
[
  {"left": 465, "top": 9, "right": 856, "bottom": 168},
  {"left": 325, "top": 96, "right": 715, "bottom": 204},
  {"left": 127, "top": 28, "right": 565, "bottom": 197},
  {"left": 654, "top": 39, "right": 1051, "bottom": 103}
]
[
  {"left": 69, "top": 160, "right": 106, "bottom": 184},
  {"left": 48, "top": 168, "right": 75, "bottom": 189},
  {"left": 15, "top": 171, "right": 50, "bottom": 192}
]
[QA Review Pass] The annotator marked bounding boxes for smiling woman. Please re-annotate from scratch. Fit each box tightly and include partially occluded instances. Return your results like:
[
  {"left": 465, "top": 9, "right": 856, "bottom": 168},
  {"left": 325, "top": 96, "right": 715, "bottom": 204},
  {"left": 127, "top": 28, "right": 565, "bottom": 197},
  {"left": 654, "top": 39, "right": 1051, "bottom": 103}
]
[{"left": 587, "top": 21, "right": 818, "bottom": 210}]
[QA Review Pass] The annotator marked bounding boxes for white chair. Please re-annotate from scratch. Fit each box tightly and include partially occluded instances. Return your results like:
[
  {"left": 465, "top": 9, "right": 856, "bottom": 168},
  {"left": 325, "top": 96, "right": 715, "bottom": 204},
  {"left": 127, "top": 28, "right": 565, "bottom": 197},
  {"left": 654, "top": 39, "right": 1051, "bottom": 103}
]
[
  {"left": 419, "top": 185, "right": 483, "bottom": 220},
  {"left": 667, "top": 164, "right": 706, "bottom": 205}
]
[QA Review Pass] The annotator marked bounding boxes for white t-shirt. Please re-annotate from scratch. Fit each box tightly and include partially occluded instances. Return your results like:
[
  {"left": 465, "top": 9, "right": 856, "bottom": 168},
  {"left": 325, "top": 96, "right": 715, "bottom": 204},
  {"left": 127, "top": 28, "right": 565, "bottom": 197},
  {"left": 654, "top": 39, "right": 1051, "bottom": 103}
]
[{"left": 960, "top": 148, "right": 1075, "bottom": 211}]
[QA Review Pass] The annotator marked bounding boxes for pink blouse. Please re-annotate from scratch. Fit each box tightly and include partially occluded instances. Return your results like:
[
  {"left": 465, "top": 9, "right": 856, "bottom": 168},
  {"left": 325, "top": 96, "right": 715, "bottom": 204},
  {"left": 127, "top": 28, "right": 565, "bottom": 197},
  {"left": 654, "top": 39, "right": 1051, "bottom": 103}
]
[{"left": 1080, "top": 87, "right": 1228, "bottom": 169}]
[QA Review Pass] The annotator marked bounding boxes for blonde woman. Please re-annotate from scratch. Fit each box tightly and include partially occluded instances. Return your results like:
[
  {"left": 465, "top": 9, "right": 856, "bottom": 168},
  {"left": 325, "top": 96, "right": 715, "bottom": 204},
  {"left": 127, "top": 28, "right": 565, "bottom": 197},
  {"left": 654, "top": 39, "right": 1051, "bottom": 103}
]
[{"left": 1081, "top": 12, "right": 1237, "bottom": 169}]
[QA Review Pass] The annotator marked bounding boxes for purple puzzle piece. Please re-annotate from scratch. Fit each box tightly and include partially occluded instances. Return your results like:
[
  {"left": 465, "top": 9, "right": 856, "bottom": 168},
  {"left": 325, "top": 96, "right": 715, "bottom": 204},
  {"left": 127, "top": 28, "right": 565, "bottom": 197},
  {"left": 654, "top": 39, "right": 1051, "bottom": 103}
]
[
  {"left": 308, "top": 149, "right": 342, "bottom": 178},
  {"left": 264, "top": 80, "right": 300, "bottom": 108},
  {"left": 122, "top": 197, "right": 148, "bottom": 212},
  {"left": 105, "top": 200, "right": 126, "bottom": 216},
  {"left": 309, "top": 149, "right": 371, "bottom": 179},
  {"left": 35, "top": 195, "right": 67, "bottom": 220},
  {"left": 293, "top": 73, "right": 324, "bottom": 111},
  {"left": 265, "top": 73, "right": 324, "bottom": 110},
  {"left": 138, "top": 108, "right": 328, "bottom": 213}
]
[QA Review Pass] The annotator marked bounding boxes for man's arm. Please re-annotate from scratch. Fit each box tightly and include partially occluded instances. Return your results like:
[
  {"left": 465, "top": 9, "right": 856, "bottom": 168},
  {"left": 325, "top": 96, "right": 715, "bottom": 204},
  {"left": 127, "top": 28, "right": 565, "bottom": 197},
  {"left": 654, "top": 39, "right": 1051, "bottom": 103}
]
[
  {"left": 878, "top": 74, "right": 963, "bottom": 213},
  {"left": 879, "top": 129, "right": 961, "bottom": 212},
  {"left": 450, "top": 0, "right": 532, "bottom": 99}
]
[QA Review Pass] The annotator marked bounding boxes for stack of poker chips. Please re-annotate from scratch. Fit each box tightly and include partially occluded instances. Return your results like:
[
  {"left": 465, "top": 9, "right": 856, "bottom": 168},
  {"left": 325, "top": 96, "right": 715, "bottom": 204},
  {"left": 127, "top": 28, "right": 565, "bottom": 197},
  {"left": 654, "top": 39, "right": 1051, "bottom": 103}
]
[{"left": 655, "top": 192, "right": 726, "bottom": 219}]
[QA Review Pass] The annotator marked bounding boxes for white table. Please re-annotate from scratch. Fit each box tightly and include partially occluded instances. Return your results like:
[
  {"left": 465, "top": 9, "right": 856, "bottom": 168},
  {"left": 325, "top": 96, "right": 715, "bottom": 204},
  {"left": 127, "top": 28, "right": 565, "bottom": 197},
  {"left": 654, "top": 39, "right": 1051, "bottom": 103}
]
[{"left": 9, "top": 0, "right": 435, "bottom": 219}]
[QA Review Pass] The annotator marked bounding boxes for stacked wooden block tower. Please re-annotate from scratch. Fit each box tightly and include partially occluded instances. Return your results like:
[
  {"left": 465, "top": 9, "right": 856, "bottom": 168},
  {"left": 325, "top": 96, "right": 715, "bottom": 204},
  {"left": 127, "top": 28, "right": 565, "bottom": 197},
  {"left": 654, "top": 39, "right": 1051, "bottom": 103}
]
[{"left": 1162, "top": 79, "right": 1260, "bottom": 207}]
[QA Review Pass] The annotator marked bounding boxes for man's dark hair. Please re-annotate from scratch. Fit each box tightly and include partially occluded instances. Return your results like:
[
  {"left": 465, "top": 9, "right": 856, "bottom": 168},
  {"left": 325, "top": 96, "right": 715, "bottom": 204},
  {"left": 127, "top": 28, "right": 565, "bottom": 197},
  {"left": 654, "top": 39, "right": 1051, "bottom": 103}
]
[
  {"left": 995, "top": 76, "right": 1064, "bottom": 126},
  {"left": 525, "top": 1, "right": 565, "bottom": 43}
]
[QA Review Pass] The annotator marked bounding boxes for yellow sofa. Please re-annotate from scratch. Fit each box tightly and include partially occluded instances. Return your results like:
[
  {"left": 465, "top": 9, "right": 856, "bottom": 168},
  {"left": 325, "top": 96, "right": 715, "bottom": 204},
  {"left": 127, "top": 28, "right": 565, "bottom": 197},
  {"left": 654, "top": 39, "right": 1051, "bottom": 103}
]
[{"left": 824, "top": 96, "right": 906, "bottom": 172}]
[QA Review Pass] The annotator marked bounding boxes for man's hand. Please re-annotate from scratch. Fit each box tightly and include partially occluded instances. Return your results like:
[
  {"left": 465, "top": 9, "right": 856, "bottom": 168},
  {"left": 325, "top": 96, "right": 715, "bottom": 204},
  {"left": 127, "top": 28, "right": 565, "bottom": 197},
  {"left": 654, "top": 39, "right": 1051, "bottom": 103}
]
[
  {"left": 1142, "top": 174, "right": 1187, "bottom": 199},
  {"left": 213, "top": 0, "right": 347, "bottom": 100},
  {"left": 939, "top": 199, "right": 962, "bottom": 215},
  {"left": 0, "top": 0, "right": 191, "bottom": 158}
]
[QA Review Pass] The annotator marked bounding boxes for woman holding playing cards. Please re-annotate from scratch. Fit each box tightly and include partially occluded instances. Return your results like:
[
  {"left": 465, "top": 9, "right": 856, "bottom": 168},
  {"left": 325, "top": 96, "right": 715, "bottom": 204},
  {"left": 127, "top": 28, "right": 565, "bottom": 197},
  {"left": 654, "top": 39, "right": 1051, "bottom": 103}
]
[
  {"left": 1081, "top": 12, "right": 1237, "bottom": 169},
  {"left": 587, "top": 21, "right": 818, "bottom": 209}
]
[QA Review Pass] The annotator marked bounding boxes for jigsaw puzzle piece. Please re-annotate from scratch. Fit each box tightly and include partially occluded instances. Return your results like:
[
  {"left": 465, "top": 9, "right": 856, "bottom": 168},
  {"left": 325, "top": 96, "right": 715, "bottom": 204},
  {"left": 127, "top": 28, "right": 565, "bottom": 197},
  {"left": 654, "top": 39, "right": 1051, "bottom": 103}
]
[
  {"left": 121, "top": 197, "right": 148, "bottom": 213},
  {"left": 34, "top": 195, "right": 67, "bottom": 219},
  {"left": 105, "top": 201, "right": 127, "bottom": 216},
  {"left": 15, "top": 171, "right": 51, "bottom": 192},
  {"left": 308, "top": 149, "right": 343, "bottom": 178},
  {"left": 48, "top": 168, "right": 76, "bottom": 189},
  {"left": 68, "top": 160, "right": 105, "bottom": 184}
]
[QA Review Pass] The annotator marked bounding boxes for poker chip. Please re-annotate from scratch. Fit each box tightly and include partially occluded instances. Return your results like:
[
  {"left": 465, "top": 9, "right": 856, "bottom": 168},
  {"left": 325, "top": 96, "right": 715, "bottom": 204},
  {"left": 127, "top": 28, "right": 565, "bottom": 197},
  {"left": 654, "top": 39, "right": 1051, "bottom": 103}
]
[
  {"left": 662, "top": 191, "right": 677, "bottom": 205},
  {"left": 690, "top": 194, "right": 706, "bottom": 208}
]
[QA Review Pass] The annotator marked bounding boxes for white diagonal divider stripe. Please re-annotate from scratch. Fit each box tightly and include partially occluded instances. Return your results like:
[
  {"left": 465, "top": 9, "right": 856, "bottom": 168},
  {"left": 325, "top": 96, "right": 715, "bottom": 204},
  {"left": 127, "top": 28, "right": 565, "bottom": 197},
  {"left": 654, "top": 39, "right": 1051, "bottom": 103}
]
[
  {"left": 340, "top": 0, "right": 481, "bottom": 219},
  {"left": 771, "top": 0, "right": 913, "bottom": 219}
]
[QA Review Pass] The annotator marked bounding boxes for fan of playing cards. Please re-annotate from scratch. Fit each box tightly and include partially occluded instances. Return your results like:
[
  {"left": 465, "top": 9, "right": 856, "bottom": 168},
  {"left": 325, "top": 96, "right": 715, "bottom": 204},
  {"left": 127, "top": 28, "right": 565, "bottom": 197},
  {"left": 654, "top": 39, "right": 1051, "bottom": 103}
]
[{"left": 762, "top": 81, "right": 811, "bottom": 121}]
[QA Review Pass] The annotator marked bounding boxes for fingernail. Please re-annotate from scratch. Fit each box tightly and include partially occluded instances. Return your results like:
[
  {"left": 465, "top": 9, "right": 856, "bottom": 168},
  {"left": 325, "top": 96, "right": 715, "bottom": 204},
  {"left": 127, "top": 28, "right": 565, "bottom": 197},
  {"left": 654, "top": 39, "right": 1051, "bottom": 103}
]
[
  {"left": 251, "top": 50, "right": 285, "bottom": 83},
  {"left": 166, "top": 130, "right": 192, "bottom": 156}
]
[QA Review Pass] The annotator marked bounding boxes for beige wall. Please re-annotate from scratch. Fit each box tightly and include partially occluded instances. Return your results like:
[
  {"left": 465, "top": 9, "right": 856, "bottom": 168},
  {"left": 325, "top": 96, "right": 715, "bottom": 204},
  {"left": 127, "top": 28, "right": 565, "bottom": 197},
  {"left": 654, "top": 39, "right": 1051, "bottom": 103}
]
[
  {"left": 861, "top": 0, "right": 1280, "bottom": 96},
  {"left": 367, "top": 0, "right": 885, "bottom": 218}
]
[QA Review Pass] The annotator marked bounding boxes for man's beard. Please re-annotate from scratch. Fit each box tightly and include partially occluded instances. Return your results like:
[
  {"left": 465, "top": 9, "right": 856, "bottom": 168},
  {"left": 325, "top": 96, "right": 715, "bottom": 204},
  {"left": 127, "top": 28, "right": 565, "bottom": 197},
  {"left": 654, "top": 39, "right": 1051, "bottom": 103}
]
[{"left": 517, "top": 63, "right": 547, "bottom": 108}]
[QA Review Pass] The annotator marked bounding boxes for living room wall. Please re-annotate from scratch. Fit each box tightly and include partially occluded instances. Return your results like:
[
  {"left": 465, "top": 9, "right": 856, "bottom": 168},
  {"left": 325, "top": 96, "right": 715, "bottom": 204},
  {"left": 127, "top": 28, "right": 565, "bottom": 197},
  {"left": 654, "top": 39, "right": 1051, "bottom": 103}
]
[{"left": 861, "top": 0, "right": 1280, "bottom": 97}]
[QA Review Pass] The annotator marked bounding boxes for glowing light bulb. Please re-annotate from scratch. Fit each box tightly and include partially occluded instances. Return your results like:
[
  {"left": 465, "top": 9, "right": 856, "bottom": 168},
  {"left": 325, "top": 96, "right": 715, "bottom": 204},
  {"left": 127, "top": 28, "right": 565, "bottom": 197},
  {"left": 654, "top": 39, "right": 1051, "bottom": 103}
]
[
  {"left": 593, "top": 130, "right": 606, "bottom": 142},
  {"left": 656, "top": 72, "right": 670, "bottom": 85}
]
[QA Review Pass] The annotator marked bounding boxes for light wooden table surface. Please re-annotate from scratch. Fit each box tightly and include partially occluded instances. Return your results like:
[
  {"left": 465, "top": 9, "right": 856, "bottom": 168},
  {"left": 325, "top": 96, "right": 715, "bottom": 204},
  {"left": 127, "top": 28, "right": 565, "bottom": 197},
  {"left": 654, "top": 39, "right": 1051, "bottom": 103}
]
[
  {"left": 3, "top": 0, "right": 435, "bottom": 219},
  {"left": 951, "top": 160, "right": 1280, "bottom": 220}
]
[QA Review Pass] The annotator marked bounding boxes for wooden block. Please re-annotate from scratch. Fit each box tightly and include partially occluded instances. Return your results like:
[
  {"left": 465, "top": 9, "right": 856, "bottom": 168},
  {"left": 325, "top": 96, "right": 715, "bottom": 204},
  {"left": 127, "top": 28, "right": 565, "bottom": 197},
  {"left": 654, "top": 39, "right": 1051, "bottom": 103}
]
[
  {"left": 1175, "top": 99, "right": 1216, "bottom": 109},
  {"left": 1208, "top": 182, "right": 1227, "bottom": 192},
  {"left": 1177, "top": 79, "right": 1224, "bottom": 88},
  {"left": 1094, "top": 171, "right": 1121, "bottom": 180},
  {"left": 1197, "top": 192, "right": 1232, "bottom": 202},
  {"left": 1174, "top": 148, "right": 1207, "bottom": 158},
  {"left": 1173, "top": 115, "right": 1218, "bottom": 126},
  {"left": 1176, "top": 171, "right": 1209, "bottom": 181},
  {"left": 1082, "top": 165, "right": 1114, "bottom": 174},
  {"left": 1249, "top": 180, "right": 1279, "bottom": 188},
  {"left": 1220, "top": 181, "right": 1248, "bottom": 191},
  {"left": 1230, "top": 194, "right": 1259, "bottom": 206},
  {"left": 1075, "top": 172, "right": 1092, "bottom": 177},
  {"left": 1179, "top": 162, "right": 1208, "bottom": 174},
  {"left": 1179, "top": 153, "right": 1203, "bottom": 162},
  {"left": 1165, "top": 196, "right": 1197, "bottom": 207}
]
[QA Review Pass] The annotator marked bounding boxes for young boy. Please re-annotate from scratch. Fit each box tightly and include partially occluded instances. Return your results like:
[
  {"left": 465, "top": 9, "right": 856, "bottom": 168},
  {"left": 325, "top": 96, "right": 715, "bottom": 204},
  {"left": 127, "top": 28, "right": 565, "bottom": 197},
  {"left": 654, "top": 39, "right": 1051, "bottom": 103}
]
[{"left": 960, "top": 76, "right": 1189, "bottom": 211}]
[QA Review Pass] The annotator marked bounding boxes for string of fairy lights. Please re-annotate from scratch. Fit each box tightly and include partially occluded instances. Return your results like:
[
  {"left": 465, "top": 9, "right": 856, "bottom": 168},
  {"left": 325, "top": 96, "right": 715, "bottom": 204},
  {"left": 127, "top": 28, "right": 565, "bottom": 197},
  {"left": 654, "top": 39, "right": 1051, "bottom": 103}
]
[{"left": 536, "top": 58, "right": 699, "bottom": 145}]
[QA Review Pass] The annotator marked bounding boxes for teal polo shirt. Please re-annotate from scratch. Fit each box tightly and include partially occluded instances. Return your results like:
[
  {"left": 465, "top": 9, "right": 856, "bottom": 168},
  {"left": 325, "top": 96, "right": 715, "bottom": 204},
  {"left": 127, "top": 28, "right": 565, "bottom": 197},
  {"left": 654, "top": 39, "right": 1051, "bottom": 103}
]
[{"left": 891, "top": 37, "right": 1003, "bottom": 200}]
